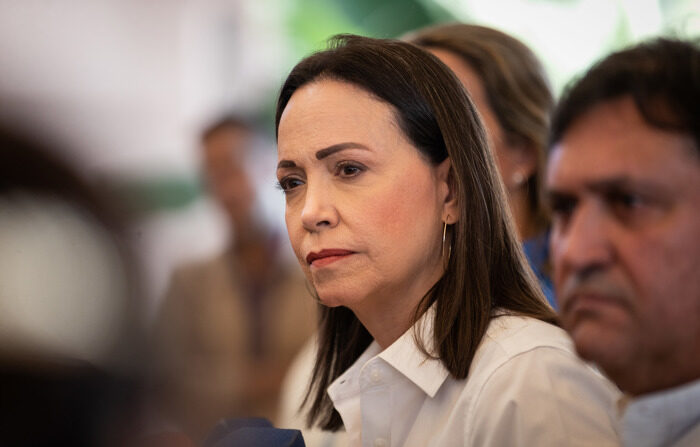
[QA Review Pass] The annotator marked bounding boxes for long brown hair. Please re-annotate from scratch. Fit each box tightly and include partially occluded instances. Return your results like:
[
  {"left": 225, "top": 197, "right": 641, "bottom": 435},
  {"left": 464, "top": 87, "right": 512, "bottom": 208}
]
[
  {"left": 408, "top": 23, "right": 554, "bottom": 234},
  {"left": 275, "top": 35, "right": 557, "bottom": 431}
]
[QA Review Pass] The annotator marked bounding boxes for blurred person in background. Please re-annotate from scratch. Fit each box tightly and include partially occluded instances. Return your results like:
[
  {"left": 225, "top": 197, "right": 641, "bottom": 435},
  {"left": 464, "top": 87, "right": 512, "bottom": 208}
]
[
  {"left": 152, "top": 115, "right": 316, "bottom": 442},
  {"left": 0, "top": 127, "right": 156, "bottom": 446},
  {"left": 408, "top": 23, "right": 556, "bottom": 308},
  {"left": 547, "top": 38, "right": 700, "bottom": 447}
]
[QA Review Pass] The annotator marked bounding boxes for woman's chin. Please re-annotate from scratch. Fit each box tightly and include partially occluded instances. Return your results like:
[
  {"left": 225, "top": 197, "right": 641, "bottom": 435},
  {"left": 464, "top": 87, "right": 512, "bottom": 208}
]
[
  {"left": 317, "top": 295, "right": 346, "bottom": 308},
  {"left": 312, "top": 279, "right": 367, "bottom": 309},
  {"left": 315, "top": 289, "right": 359, "bottom": 309}
]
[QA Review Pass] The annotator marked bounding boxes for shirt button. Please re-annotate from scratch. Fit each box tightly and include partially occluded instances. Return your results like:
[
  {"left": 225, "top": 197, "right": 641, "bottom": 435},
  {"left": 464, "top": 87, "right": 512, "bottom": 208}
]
[
  {"left": 374, "top": 438, "right": 388, "bottom": 447},
  {"left": 370, "top": 369, "right": 382, "bottom": 383}
]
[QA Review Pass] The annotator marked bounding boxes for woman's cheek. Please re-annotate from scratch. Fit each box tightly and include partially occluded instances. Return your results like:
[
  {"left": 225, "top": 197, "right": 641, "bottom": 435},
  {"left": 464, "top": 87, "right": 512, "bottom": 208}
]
[{"left": 362, "top": 184, "right": 408, "bottom": 232}]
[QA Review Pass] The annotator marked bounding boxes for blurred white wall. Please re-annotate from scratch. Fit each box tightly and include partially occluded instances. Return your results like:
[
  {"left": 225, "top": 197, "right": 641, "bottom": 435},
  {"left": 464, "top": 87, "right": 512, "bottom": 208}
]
[
  {"left": 0, "top": 0, "right": 292, "bottom": 313},
  {"left": 0, "top": 1, "right": 185, "bottom": 173},
  {"left": 0, "top": 0, "right": 289, "bottom": 173}
]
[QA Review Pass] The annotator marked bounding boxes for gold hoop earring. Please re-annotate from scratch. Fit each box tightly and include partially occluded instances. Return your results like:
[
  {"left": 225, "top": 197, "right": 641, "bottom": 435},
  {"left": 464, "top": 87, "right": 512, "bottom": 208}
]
[{"left": 442, "top": 216, "right": 452, "bottom": 270}]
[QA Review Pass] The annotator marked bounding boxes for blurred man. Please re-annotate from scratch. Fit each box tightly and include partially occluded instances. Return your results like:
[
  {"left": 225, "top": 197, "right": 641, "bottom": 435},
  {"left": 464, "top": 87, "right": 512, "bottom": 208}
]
[
  {"left": 153, "top": 116, "right": 315, "bottom": 442},
  {"left": 547, "top": 38, "right": 700, "bottom": 447}
]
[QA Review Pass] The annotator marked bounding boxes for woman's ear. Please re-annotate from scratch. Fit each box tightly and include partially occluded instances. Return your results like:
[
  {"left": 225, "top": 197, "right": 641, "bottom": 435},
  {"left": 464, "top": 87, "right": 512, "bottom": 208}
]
[
  {"left": 437, "top": 158, "right": 459, "bottom": 224},
  {"left": 504, "top": 140, "right": 537, "bottom": 190}
]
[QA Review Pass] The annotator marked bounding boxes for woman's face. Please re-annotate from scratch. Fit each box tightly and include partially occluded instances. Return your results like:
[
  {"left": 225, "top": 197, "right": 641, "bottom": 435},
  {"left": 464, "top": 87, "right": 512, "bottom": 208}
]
[{"left": 277, "top": 79, "right": 453, "bottom": 313}]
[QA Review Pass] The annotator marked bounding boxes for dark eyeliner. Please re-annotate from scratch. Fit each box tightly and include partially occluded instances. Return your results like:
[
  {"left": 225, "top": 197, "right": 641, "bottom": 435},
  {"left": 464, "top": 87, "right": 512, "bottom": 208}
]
[{"left": 335, "top": 160, "right": 366, "bottom": 177}]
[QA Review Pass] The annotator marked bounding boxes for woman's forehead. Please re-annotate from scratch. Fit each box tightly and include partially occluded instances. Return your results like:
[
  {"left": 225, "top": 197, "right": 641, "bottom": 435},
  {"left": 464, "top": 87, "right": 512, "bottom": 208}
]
[{"left": 277, "top": 80, "right": 405, "bottom": 157}]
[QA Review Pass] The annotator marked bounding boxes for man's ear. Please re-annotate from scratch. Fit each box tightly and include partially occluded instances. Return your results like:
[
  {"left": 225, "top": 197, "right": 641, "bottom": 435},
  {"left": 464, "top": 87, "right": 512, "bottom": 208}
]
[{"left": 437, "top": 158, "right": 459, "bottom": 224}]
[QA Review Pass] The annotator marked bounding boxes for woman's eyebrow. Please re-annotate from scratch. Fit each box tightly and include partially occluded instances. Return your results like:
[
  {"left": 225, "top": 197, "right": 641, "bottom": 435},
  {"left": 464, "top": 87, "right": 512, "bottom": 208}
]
[
  {"left": 316, "top": 142, "right": 370, "bottom": 160},
  {"left": 277, "top": 160, "right": 296, "bottom": 169},
  {"left": 278, "top": 142, "right": 370, "bottom": 170}
]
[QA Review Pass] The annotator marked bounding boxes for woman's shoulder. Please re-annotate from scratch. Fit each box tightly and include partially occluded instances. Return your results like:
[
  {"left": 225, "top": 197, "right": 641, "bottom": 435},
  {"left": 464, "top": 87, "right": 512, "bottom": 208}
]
[
  {"left": 481, "top": 313, "right": 572, "bottom": 357},
  {"left": 460, "top": 315, "right": 620, "bottom": 446},
  {"left": 463, "top": 313, "right": 591, "bottom": 400},
  {"left": 464, "top": 313, "right": 614, "bottom": 403}
]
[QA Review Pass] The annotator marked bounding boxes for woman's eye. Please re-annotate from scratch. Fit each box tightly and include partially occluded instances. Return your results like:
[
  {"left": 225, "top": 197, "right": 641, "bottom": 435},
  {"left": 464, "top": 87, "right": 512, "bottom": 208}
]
[
  {"left": 276, "top": 177, "right": 304, "bottom": 193},
  {"left": 336, "top": 162, "right": 364, "bottom": 177}
]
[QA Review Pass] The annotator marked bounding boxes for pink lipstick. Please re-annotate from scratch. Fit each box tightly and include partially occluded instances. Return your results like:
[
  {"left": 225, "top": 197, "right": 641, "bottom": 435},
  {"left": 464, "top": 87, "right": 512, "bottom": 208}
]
[{"left": 306, "top": 249, "right": 354, "bottom": 267}]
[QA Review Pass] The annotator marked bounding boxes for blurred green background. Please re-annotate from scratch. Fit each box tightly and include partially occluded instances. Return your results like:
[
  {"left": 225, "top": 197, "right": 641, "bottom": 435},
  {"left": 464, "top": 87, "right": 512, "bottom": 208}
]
[{"left": 131, "top": 0, "right": 699, "bottom": 213}]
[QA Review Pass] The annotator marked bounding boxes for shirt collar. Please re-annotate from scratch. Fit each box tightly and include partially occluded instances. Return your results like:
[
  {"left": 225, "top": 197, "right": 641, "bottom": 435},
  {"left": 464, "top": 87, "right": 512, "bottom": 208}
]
[
  {"left": 327, "top": 304, "right": 450, "bottom": 401},
  {"left": 618, "top": 377, "right": 700, "bottom": 446},
  {"left": 377, "top": 305, "right": 450, "bottom": 397},
  {"left": 327, "top": 340, "right": 381, "bottom": 403}
]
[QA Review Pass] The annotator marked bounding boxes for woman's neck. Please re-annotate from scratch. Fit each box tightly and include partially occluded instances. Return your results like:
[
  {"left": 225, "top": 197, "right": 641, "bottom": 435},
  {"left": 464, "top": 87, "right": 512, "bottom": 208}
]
[{"left": 351, "top": 278, "right": 437, "bottom": 350}]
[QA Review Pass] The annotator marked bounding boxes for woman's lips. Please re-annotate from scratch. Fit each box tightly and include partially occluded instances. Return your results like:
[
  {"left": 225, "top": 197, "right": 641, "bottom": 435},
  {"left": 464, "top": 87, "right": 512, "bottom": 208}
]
[{"left": 306, "top": 249, "right": 355, "bottom": 267}]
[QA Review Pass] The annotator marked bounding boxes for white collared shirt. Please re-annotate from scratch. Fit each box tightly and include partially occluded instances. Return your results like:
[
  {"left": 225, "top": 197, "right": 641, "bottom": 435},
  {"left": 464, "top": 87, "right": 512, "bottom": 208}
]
[
  {"left": 325, "top": 311, "right": 620, "bottom": 447},
  {"left": 618, "top": 378, "right": 700, "bottom": 447}
]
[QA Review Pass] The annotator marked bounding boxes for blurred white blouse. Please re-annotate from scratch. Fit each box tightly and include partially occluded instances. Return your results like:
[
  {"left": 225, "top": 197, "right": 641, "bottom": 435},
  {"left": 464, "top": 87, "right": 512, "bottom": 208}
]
[{"left": 279, "top": 309, "right": 620, "bottom": 447}]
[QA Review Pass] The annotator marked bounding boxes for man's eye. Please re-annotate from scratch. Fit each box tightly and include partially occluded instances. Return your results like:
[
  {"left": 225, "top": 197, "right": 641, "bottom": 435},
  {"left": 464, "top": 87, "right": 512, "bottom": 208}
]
[
  {"left": 604, "top": 188, "right": 665, "bottom": 227},
  {"left": 613, "top": 192, "right": 643, "bottom": 209},
  {"left": 609, "top": 191, "right": 652, "bottom": 221},
  {"left": 607, "top": 190, "right": 647, "bottom": 216},
  {"left": 549, "top": 196, "right": 576, "bottom": 219},
  {"left": 276, "top": 177, "right": 304, "bottom": 193}
]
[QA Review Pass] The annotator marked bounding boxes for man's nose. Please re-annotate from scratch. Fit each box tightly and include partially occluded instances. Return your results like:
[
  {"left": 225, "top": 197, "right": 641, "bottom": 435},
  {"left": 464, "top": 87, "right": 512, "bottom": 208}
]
[{"left": 553, "top": 201, "right": 614, "bottom": 275}]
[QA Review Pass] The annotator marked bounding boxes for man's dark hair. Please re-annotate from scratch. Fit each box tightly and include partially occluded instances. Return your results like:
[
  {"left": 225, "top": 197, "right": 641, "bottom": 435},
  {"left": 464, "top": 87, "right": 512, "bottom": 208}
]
[{"left": 550, "top": 37, "right": 700, "bottom": 152}]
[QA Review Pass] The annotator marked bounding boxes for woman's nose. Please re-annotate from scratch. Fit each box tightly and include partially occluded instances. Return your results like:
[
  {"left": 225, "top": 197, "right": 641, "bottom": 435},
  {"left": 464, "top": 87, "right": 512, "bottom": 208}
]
[{"left": 300, "top": 180, "right": 339, "bottom": 232}]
